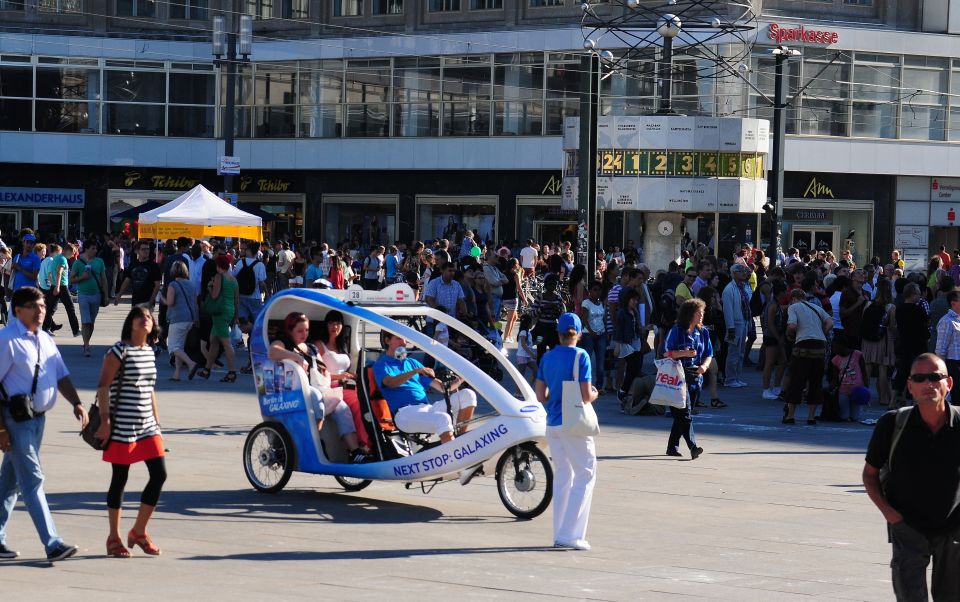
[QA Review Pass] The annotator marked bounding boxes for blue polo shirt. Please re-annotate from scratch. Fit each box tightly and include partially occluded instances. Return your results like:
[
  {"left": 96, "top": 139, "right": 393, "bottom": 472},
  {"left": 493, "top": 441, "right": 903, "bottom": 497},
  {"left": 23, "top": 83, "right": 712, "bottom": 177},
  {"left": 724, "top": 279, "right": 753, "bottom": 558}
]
[
  {"left": 664, "top": 324, "right": 713, "bottom": 387},
  {"left": 11, "top": 252, "right": 41, "bottom": 291},
  {"left": 373, "top": 355, "right": 436, "bottom": 412},
  {"left": 536, "top": 345, "right": 591, "bottom": 428}
]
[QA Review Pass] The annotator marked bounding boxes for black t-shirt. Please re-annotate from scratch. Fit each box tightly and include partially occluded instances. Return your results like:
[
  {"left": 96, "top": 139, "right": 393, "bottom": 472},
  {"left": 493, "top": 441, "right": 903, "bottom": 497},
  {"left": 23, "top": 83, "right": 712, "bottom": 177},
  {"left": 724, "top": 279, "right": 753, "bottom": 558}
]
[
  {"left": 865, "top": 407, "right": 960, "bottom": 535},
  {"left": 126, "top": 258, "right": 162, "bottom": 305}
]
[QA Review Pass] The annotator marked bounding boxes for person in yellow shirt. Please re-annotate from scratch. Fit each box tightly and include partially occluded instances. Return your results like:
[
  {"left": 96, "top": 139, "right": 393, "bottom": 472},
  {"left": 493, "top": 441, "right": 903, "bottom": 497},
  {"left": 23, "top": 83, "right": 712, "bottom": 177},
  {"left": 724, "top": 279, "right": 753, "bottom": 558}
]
[{"left": 675, "top": 267, "right": 696, "bottom": 306}]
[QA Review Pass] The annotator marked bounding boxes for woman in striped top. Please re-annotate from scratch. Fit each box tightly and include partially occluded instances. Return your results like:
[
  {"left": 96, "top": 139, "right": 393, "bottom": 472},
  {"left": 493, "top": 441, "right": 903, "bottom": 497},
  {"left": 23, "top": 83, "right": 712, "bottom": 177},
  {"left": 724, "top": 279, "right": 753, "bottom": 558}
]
[{"left": 94, "top": 306, "right": 166, "bottom": 558}]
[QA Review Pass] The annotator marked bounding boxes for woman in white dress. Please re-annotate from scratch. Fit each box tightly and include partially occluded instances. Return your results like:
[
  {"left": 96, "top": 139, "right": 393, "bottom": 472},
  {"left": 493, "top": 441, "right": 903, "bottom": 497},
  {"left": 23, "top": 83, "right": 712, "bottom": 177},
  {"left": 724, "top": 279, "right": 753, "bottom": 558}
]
[{"left": 315, "top": 310, "right": 370, "bottom": 452}]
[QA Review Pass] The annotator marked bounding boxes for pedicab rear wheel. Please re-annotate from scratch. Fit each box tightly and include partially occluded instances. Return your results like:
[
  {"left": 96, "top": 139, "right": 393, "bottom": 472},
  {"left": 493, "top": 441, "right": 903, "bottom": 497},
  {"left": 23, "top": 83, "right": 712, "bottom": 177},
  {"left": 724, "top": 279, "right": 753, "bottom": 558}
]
[
  {"left": 496, "top": 443, "right": 552, "bottom": 519},
  {"left": 243, "top": 422, "right": 295, "bottom": 493},
  {"left": 334, "top": 475, "right": 373, "bottom": 492}
]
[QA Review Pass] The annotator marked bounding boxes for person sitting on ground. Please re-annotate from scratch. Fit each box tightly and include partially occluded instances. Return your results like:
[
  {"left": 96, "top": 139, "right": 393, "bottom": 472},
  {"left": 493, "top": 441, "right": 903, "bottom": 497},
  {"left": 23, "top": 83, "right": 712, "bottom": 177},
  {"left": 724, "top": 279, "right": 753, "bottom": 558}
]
[
  {"left": 373, "top": 331, "right": 477, "bottom": 443},
  {"left": 269, "top": 311, "right": 366, "bottom": 463}
]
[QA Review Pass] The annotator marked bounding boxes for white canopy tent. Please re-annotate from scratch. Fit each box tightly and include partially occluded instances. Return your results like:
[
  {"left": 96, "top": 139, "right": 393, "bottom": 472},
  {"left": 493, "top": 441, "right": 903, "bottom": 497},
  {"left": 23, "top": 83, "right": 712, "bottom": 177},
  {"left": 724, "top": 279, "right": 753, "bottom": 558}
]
[{"left": 138, "top": 185, "right": 263, "bottom": 240}]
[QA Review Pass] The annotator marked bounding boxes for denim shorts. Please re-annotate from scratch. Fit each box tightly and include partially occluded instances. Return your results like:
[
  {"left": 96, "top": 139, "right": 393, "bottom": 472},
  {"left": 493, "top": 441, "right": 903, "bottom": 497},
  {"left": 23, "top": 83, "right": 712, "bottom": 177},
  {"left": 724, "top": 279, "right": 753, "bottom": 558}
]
[
  {"left": 237, "top": 296, "right": 263, "bottom": 323},
  {"left": 78, "top": 293, "right": 101, "bottom": 324}
]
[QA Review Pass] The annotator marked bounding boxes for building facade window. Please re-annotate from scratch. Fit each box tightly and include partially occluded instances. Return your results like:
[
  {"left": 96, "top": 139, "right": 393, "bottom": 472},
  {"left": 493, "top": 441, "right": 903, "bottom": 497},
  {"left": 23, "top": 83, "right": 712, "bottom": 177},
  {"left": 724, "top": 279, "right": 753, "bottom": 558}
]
[
  {"left": 0, "top": 63, "right": 32, "bottom": 132},
  {"left": 104, "top": 67, "right": 166, "bottom": 136},
  {"left": 299, "top": 60, "right": 343, "bottom": 137},
  {"left": 169, "top": 0, "right": 207, "bottom": 19},
  {"left": 36, "top": 64, "right": 100, "bottom": 133},
  {"left": 545, "top": 53, "right": 580, "bottom": 135},
  {"left": 417, "top": 196, "right": 497, "bottom": 245},
  {"left": 799, "top": 49, "right": 850, "bottom": 136},
  {"left": 493, "top": 53, "right": 543, "bottom": 136},
  {"left": 442, "top": 56, "right": 491, "bottom": 136},
  {"left": 38, "top": 0, "right": 81, "bottom": 12},
  {"left": 393, "top": 57, "right": 440, "bottom": 136},
  {"left": 115, "top": 0, "right": 155, "bottom": 17},
  {"left": 428, "top": 0, "right": 460, "bottom": 11},
  {"left": 255, "top": 66, "right": 297, "bottom": 138},
  {"left": 900, "top": 56, "right": 947, "bottom": 141},
  {"left": 0, "top": 0, "right": 25, "bottom": 10},
  {"left": 345, "top": 59, "right": 390, "bottom": 137},
  {"left": 471, "top": 0, "right": 502, "bottom": 8},
  {"left": 333, "top": 0, "right": 361, "bottom": 16},
  {"left": 530, "top": 0, "right": 563, "bottom": 6},
  {"left": 245, "top": 0, "right": 273, "bottom": 19},
  {"left": 372, "top": 0, "right": 403, "bottom": 13},
  {"left": 169, "top": 70, "right": 215, "bottom": 137},
  {"left": 852, "top": 53, "right": 900, "bottom": 139}
]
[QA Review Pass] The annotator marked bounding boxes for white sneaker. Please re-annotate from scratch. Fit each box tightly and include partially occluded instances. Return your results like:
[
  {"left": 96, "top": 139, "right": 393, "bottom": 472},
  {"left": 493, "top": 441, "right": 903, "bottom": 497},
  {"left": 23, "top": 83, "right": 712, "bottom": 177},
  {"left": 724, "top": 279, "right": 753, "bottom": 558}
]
[
  {"left": 772, "top": 386, "right": 782, "bottom": 396},
  {"left": 554, "top": 539, "right": 591, "bottom": 551},
  {"left": 762, "top": 388, "right": 779, "bottom": 400}
]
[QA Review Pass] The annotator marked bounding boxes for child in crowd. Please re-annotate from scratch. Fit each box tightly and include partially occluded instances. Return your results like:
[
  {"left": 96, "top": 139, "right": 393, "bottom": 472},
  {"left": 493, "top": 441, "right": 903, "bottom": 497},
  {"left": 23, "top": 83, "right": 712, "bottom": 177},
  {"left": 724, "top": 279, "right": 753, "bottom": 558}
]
[
  {"left": 829, "top": 340, "right": 869, "bottom": 422},
  {"left": 515, "top": 314, "right": 537, "bottom": 387}
]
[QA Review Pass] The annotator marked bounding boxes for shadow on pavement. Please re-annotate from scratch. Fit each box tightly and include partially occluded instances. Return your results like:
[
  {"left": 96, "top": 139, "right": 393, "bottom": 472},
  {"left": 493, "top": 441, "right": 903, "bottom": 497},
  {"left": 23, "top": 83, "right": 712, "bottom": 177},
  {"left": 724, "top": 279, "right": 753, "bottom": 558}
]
[
  {"left": 46, "top": 489, "right": 445, "bottom": 525},
  {"left": 181, "top": 545, "right": 557, "bottom": 562}
]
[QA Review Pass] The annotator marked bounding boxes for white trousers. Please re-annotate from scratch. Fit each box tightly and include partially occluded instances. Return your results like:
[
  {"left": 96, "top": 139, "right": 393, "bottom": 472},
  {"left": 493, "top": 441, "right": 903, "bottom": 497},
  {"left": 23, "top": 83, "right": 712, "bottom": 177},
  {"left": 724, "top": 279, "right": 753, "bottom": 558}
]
[
  {"left": 546, "top": 426, "right": 597, "bottom": 545},
  {"left": 395, "top": 389, "right": 477, "bottom": 435}
]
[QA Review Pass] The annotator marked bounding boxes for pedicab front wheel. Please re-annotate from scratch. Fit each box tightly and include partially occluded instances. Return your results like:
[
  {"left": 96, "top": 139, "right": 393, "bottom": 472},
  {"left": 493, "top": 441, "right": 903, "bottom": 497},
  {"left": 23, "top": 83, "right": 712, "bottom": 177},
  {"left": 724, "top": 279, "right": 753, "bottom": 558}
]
[
  {"left": 243, "top": 422, "right": 295, "bottom": 493},
  {"left": 496, "top": 444, "right": 553, "bottom": 519},
  {"left": 334, "top": 475, "right": 373, "bottom": 492}
]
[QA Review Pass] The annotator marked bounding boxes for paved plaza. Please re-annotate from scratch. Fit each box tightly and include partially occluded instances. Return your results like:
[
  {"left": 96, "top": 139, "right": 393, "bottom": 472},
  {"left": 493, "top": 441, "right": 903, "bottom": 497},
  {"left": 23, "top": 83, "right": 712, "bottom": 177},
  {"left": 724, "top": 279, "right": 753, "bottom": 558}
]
[{"left": 2, "top": 306, "right": 894, "bottom": 600}]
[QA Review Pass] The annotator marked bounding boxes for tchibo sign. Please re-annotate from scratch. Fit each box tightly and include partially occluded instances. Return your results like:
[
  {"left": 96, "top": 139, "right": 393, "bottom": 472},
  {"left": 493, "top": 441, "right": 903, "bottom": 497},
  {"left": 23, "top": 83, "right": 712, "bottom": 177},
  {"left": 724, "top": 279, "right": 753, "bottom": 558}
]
[{"left": 768, "top": 23, "right": 839, "bottom": 45}]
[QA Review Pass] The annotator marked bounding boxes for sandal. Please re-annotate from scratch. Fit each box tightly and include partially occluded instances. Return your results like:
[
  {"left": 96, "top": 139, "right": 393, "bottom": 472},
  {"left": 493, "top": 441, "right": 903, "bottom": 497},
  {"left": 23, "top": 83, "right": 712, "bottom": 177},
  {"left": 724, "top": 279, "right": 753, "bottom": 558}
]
[
  {"left": 240, "top": 365, "right": 253, "bottom": 374},
  {"left": 188, "top": 363, "right": 201, "bottom": 380},
  {"left": 221, "top": 371, "right": 237, "bottom": 383},
  {"left": 196, "top": 367, "right": 211, "bottom": 380},
  {"left": 127, "top": 529, "right": 161, "bottom": 556},
  {"left": 710, "top": 398, "right": 728, "bottom": 409},
  {"left": 106, "top": 536, "right": 131, "bottom": 558},
  {"left": 694, "top": 399, "right": 707, "bottom": 408}
]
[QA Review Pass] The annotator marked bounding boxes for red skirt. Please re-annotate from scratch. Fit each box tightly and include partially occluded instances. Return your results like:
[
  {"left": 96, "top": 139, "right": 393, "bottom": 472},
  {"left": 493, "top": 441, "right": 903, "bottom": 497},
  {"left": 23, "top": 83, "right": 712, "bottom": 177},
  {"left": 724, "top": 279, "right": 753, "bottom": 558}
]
[
  {"left": 339, "top": 387, "right": 371, "bottom": 449},
  {"left": 102, "top": 434, "right": 165, "bottom": 465}
]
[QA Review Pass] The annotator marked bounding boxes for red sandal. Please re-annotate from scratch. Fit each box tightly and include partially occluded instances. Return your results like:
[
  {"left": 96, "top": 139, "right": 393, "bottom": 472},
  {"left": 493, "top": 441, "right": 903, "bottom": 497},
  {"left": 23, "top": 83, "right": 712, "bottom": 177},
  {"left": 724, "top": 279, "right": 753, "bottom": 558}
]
[
  {"left": 106, "top": 536, "right": 131, "bottom": 558},
  {"left": 127, "top": 529, "right": 161, "bottom": 556}
]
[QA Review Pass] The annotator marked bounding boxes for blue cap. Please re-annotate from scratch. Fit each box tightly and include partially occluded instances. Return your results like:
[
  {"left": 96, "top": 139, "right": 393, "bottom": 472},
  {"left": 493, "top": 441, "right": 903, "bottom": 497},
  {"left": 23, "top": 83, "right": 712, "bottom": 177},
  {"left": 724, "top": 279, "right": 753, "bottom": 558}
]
[
  {"left": 22, "top": 234, "right": 35, "bottom": 242},
  {"left": 557, "top": 312, "right": 582, "bottom": 334}
]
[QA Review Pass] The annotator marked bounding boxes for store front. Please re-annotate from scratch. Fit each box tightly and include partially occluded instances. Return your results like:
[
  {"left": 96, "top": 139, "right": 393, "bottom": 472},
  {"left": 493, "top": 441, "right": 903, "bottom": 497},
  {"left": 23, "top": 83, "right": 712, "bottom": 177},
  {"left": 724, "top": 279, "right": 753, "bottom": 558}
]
[
  {"left": 0, "top": 187, "right": 85, "bottom": 241},
  {"left": 516, "top": 196, "right": 577, "bottom": 245},
  {"left": 780, "top": 172, "right": 894, "bottom": 268},
  {"left": 896, "top": 175, "right": 960, "bottom": 271},
  {"left": 322, "top": 194, "right": 398, "bottom": 248},
  {"left": 106, "top": 169, "right": 306, "bottom": 242},
  {"left": 416, "top": 195, "right": 497, "bottom": 247}
]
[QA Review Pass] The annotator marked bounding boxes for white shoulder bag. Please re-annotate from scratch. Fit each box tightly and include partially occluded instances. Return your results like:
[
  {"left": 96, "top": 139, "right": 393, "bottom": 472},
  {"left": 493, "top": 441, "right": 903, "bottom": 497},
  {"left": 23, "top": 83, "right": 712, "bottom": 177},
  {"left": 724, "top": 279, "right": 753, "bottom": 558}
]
[{"left": 561, "top": 349, "right": 600, "bottom": 437}]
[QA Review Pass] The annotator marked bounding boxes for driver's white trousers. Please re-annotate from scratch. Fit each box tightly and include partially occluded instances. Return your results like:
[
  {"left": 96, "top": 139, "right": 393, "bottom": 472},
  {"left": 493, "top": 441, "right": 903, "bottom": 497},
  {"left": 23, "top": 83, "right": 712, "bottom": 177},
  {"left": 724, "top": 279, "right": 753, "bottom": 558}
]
[
  {"left": 395, "top": 389, "right": 477, "bottom": 435},
  {"left": 546, "top": 426, "right": 597, "bottom": 546}
]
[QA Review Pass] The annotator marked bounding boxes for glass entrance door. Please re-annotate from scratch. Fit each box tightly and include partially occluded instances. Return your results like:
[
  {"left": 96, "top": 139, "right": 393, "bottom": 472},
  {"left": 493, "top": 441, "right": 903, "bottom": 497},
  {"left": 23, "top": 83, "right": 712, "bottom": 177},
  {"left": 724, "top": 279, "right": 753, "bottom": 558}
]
[
  {"left": 533, "top": 220, "right": 577, "bottom": 246},
  {"left": 36, "top": 212, "right": 66, "bottom": 240},
  {"left": 790, "top": 226, "right": 839, "bottom": 257},
  {"left": 0, "top": 211, "right": 18, "bottom": 239}
]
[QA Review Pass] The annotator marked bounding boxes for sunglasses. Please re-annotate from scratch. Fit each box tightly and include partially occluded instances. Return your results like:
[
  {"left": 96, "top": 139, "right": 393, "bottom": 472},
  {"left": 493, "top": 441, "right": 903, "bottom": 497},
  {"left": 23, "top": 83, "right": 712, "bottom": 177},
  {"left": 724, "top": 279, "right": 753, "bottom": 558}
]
[{"left": 908, "top": 373, "right": 948, "bottom": 383}]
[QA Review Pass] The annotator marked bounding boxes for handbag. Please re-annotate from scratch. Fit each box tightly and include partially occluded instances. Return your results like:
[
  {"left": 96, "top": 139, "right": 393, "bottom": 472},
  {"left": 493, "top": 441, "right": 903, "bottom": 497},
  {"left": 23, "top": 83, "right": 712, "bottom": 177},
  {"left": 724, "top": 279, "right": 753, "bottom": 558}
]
[
  {"left": 80, "top": 344, "right": 126, "bottom": 450},
  {"left": 560, "top": 348, "right": 600, "bottom": 437},
  {"left": 649, "top": 358, "right": 688, "bottom": 409}
]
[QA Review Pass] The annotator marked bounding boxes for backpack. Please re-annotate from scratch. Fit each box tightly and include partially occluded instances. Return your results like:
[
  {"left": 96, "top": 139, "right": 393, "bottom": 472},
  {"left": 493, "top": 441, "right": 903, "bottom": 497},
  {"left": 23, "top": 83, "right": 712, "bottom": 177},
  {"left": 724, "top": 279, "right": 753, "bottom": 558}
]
[
  {"left": 236, "top": 258, "right": 260, "bottom": 296},
  {"left": 860, "top": 302, "right": 886, "bottom": 342},
  {"left": 659, "top": 288, "right": 678, "bottom": 327}
]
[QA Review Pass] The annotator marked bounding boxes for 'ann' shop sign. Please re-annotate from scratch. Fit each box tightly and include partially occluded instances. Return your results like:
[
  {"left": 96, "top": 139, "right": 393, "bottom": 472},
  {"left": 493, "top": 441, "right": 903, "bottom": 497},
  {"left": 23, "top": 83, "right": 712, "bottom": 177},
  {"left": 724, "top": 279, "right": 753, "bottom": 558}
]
[{"left": 0, "top": 187, "right": 85, "bottom": 208}]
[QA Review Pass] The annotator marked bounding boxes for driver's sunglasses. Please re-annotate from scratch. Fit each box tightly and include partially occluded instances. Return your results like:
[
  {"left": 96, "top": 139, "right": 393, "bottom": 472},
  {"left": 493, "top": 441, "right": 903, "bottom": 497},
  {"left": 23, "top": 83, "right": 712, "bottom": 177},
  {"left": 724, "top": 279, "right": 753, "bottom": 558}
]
[{"left": 908, "top": 373, "right": 948, "bottom": 383}]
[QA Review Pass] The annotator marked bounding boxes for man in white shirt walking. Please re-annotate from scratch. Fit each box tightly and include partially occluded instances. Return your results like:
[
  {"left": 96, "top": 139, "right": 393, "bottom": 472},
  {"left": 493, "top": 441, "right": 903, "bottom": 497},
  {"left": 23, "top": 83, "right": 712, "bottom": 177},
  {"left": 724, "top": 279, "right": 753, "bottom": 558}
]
[{"left": 519, "top": 239, "right": 538, "bottom": 280}]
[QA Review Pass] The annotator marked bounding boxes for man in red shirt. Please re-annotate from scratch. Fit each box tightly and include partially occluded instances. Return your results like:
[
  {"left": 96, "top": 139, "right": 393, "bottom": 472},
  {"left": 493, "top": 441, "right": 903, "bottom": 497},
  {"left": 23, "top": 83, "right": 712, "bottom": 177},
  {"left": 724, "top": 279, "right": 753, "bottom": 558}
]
[{"left": 937, "top": 245, "right": 951, "bottom": 270}]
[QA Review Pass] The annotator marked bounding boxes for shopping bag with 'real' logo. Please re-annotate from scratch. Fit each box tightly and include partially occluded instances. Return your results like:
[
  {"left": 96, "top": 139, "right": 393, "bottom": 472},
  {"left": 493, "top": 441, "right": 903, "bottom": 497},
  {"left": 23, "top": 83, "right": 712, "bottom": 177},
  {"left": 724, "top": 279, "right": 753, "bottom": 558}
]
[{"left": 648, "top": 359, "right": 688, "bottom": 409}]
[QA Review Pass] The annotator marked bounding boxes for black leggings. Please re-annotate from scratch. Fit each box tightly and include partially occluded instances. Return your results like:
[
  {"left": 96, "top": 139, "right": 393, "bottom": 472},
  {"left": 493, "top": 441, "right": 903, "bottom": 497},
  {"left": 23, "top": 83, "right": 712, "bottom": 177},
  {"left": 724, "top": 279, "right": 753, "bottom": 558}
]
[
  {"left": 107, "top": 457, "right": 167, "bottom": 510},
  {"left": 621, "top": 350, "right": 645, "bottom": 393}
]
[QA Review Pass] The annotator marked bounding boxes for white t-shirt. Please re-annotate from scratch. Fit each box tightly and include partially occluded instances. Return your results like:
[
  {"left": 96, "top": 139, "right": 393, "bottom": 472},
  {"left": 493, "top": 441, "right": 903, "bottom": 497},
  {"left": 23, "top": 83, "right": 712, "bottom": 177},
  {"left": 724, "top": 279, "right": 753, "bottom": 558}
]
[
  {"left": 581, "top": 298, "right": 605, "bottom": 334},
  {"left": 516, "top": 329, "right": 534, "bottom": 360},
  {"left": 519, "top": 246, "right": 537, "bottom": 269},
  {"left": 787, "top": 300, "right": 830, "bottom": 343},
  {"left": 232, "top": 256, "right": 267, "bottom": 298},
  {"left": 277, "top": 249, "right": 295, "bottom": 274}
]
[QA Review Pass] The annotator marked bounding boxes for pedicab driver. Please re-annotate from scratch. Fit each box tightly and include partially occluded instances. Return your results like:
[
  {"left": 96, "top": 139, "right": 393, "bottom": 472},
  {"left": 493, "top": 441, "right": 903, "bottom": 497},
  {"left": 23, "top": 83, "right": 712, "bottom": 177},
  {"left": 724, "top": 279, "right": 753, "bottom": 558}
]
[{"left": 374, "top": 332, "right": 477, "bottom": 443}]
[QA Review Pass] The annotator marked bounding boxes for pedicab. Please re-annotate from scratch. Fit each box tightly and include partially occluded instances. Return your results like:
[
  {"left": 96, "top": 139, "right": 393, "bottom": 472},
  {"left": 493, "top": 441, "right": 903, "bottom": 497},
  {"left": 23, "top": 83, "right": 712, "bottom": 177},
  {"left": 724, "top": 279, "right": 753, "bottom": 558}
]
[{"left": 241, "top": 283, "right": 553, "bottom": 518}]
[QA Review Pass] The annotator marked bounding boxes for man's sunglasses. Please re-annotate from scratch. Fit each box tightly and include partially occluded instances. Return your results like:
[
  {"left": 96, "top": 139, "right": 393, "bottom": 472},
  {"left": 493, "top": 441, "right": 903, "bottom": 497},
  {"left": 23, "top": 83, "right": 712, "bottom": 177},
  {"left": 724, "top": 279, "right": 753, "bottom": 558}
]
[{"left": 908, "top": 373, "right": 949, "bottom": 383}]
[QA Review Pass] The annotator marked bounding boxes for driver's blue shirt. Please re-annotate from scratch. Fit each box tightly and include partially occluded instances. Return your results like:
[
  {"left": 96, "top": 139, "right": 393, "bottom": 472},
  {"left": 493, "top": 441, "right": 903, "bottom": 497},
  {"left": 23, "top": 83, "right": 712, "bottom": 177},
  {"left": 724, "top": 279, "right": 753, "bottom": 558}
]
[
  {"left": 374, "top": 355, "right": 435, "bottom": 412},
  {"left": 536, "top": 345, "right": 591, "bottom": 428}
]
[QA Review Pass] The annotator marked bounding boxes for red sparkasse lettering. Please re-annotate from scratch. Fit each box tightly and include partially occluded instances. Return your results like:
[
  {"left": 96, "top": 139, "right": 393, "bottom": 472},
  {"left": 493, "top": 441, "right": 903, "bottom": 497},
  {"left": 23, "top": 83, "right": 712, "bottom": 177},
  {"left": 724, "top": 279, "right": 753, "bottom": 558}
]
[{"left": 767, "top": 22, "right": 838, "bottom": 45}]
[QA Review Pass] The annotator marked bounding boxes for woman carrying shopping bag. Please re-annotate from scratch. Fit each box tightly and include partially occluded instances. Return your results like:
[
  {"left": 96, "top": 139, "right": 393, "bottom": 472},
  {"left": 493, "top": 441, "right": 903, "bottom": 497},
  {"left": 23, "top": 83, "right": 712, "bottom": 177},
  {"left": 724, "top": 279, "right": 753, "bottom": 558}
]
[
  {"left": 663, "top": 298, "right": 713, "bottom": 460},
  {"left": 535, "top": 312, "right": 598, "bottom": 551}
]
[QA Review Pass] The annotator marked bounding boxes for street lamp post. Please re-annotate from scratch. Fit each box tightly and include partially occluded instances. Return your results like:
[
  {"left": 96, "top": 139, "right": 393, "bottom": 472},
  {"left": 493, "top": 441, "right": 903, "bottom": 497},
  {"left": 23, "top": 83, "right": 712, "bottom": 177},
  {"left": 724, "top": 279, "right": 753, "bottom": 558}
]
[
  {"left": 766, "top": 46, "right": 800, "bottom": 263},
  {"left": 213, "top": 13, "right": 252, "bottom": 196},
  {"left": 656, "top": 14, "right": 681, "bottom": 115},
  {"left": 577, "top": 51, "right": 600, "bottom": 274}
]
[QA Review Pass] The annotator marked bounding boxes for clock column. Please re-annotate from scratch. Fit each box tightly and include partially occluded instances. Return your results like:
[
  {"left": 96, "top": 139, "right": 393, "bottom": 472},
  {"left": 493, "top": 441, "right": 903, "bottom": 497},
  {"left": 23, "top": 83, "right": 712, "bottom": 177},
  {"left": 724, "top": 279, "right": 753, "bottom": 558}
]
[{"left": 642, "top": 212, "right": 683, "bottom": 273}]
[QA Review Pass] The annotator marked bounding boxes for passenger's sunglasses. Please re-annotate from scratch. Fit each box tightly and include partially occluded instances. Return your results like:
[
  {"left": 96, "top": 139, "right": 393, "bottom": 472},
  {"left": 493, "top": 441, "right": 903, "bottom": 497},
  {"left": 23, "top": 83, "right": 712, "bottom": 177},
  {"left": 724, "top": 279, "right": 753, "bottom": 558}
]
[{"left": 908, "top": 373, "right": 948, "bottom": 383}]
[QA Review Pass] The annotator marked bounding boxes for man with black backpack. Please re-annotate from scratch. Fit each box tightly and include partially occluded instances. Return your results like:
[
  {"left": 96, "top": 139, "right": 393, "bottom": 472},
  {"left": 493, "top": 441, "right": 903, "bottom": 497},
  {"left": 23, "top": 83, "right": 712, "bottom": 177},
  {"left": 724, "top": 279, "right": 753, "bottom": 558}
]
[
  {"left": 233, "top": 241, "right": 266, "bottom": 327},
  {"left": 863, "top": 353, "right": 960, "bottom": 601}
]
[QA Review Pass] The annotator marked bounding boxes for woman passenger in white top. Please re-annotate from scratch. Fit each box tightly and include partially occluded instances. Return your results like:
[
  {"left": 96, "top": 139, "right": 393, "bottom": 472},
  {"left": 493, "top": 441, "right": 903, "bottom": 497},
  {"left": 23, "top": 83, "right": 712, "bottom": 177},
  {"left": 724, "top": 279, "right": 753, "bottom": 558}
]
[{"left": 315, "top": 309, "right": 370, "bottom": 451}]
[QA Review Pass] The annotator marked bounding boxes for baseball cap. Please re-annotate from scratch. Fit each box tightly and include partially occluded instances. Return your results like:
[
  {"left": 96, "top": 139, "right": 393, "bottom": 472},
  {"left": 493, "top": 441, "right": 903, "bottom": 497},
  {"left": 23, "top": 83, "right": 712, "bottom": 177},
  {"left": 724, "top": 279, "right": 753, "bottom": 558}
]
[
  {"left": 557, "top": 312, "right": 582, "bottom": 334},
  {"left": 22, "top": 234, "right": 36, "bottom": 242}
]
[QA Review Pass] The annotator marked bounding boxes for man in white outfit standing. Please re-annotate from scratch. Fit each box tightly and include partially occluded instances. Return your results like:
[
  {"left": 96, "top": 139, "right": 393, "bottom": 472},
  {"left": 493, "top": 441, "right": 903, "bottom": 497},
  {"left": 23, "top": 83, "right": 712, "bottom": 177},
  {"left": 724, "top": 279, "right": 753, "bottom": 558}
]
[{"left": 722, "top": 263, "right": 753, "bottom": 388}]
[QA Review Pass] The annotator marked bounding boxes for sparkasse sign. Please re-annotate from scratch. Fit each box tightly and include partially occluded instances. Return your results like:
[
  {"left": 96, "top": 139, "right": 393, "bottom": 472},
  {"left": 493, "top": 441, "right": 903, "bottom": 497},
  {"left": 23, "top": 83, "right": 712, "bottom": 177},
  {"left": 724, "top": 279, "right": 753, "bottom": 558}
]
[{"left": 768, "top": 23, "right": 839, "bottom": 45}]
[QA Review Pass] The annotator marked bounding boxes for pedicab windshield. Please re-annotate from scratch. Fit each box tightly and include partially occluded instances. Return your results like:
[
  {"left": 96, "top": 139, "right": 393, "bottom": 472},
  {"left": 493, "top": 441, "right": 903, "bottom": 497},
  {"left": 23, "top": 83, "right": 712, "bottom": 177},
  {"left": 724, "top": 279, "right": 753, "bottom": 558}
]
[{"left": 251, "top": 286, "right": 539, "bottom": 436}]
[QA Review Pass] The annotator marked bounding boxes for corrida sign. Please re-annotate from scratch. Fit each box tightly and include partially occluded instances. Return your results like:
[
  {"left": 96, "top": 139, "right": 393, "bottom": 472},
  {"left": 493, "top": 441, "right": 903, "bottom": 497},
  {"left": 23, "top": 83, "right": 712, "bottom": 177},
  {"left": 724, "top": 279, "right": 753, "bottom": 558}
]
[{"left": 561, "top": 116, "right": 770, "bottom": 213}]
